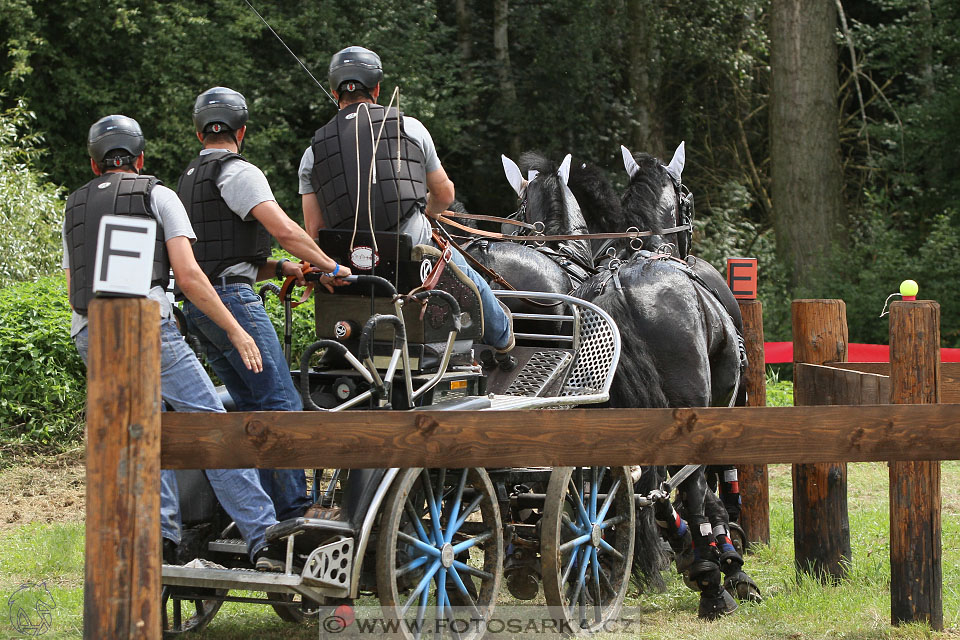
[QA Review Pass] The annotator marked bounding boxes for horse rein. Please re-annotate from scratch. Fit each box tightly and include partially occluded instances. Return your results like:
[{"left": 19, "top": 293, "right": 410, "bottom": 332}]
[{"left": 428, "top": 209, "right": 689, "bottom": 244}]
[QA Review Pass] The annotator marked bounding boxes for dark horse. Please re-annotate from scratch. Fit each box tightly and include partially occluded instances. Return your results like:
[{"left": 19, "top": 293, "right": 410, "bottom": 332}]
[
  {"left": 567, "top": 143, "right": 760, "bottom": 612},
  {"left": 459, "top": 153, "right": 593, "bottom": 338},
  {"left": 479, "top": 149, "right": 748, "bottom": 618}
]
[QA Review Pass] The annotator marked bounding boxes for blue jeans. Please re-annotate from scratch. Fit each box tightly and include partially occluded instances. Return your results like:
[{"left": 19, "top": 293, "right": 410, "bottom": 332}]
[
  {"left": 75, "top": 318, "right": 277, "bottom": 560},
  {"left": 182, "top": 283, "right": 311, "bottom": 520},
  {"left": 449, "top": 248, "right": 512, "bottom": 350}
]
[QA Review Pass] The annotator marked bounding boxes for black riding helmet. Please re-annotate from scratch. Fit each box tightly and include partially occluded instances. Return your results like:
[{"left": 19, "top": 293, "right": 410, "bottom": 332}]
[
  {"left": 329, "top": 46, "right": 383, "bottom": 93},
  {"left": 87, "top": 115, "right": 144, "bottom": 165},
  {"left": 193, "top": 86, "right": 248, "bottom": 134}
]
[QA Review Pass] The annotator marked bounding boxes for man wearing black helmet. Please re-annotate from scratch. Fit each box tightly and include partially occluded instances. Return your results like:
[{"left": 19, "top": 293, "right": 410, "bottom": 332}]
[
  {"left": 62, "top": 115, "right": 288, "bottom": 572},
  {"left": 177, "top": 87, "right": 350, "bottom": 521},
  {"left": 299, "top": 46, "right": 514, "bottom": 353}
]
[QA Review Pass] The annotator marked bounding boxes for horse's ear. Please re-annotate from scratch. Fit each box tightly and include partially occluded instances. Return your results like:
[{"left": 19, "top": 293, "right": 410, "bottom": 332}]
[
  {"left": 501, "top": 154, "right": 524, "bottom": 196},
  {"left": 665, "top": 140, "right": 685, "bottom": 183},
  {"left": 620, "top": 145, "right": 640, "bottom": 179},
  {"left": 558, "top": 154, "right": 572, "bottom": 186}
]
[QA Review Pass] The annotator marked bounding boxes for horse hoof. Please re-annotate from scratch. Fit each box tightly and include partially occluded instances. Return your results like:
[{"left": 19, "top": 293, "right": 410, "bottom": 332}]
[
  {"left": 724, "top": 570, "right": 763, "bottom": 603},
  {"left": 698, "top": 589, "right": 738, "bottom": 620}
]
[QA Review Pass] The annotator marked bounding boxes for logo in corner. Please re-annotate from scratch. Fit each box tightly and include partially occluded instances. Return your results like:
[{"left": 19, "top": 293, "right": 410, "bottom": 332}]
[{"left": 7, "top": 581, "right": 56, "bottom": 636}]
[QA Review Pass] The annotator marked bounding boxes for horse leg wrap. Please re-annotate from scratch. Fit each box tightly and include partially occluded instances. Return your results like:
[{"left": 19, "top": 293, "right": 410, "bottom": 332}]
[
  {"left": 713, "top": 523, "right": 744, "bottom": 573},
  {"left": 719, "top": 467, "right": 741, "bottom": 523},
  {"left": 654, "top": 502, "right": 694, "bottom": 574}
]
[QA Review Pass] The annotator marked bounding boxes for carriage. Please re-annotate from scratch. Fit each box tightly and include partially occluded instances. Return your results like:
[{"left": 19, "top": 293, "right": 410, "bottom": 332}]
[{"left": 160, "top": 227, "right": 638, "bottom": 638}]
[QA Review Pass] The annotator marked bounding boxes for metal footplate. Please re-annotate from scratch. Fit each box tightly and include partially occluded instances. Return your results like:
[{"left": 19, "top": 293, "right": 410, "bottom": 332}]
[
  {"left": 207, "top": 538, "right": 247, "bottom": 555},
  {"left": 301, "top": 536, "right": 353, "bottom": 589},
  {"left": 504, "top": 350, "right": 574, "bottom": 397}
]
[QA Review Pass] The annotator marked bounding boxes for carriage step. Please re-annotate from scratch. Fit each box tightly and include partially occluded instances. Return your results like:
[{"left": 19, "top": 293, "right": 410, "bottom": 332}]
[
  {"left": 208, "top": 538, "right": 247, "bottom": 555},
  {"left": 504, "top": 350, "right": 574, "bottom": 397}
]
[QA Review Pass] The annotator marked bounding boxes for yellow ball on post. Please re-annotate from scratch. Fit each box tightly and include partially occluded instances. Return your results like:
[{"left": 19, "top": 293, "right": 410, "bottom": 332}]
[{"left": 900, "top": 279, "right": 919, "bottom": 299}]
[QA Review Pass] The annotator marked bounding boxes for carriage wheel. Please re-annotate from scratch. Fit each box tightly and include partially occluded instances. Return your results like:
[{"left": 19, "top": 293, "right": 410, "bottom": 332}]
[
  {"left": 267, "top": 592, "right": 323, "bottom": 623},
  {"left": 541, "top": 467, "right": 635, "bottom": 634},
  {"left": 161, "top": 585, "right": 225, "bottom": 636},
  {"left": 377, "top": 468, "right": 503, "bottom": 640}
]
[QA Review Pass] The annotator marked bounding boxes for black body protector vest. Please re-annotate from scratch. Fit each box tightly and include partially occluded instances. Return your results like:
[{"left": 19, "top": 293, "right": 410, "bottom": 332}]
[
  {"left": 310, "top": 103, "right": 428, "bottom": 231},
  {"left": 64, "top": 173, "right": 168, "bottom": 315},
  {"left": 177, "top": 152, "right": 271, "bottom": 279}
]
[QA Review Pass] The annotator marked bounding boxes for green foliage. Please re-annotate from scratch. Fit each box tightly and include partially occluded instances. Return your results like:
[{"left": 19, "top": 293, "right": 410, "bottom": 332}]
[
  {"left": 0, "top": 275, "right": 85, "bottom": 448},
  {"left": 0, "top": 99, "right": 64, "bottom": 287},
  {"left": 765, "top": 368, "right": 793, "bottom": 407}
]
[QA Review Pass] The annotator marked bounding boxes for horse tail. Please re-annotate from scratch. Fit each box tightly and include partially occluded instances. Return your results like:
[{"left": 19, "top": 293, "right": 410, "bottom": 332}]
[
  {"left": 605, "top": 295, "right": 669, "bottom": 409},
  {"left": 633, "top": 466, "right": 669, "bottom": 593},
  {"left": 615, "top": 314, "right": 671, "bottom": 591}
]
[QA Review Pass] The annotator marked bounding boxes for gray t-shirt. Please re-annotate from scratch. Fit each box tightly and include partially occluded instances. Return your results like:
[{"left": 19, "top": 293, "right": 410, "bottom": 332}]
[
  {"left": 297, "top": 114, "right": 440, "bottom": 246},
  {"left": 62, "top": 182, "right": 196, "bottom": 337},
  {"left": 200, "top": 148, "right": 277, "bottom": 281}
]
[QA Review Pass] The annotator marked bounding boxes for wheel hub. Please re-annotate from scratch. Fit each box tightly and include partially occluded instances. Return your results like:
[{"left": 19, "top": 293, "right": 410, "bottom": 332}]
[
  {"left": 590, "top": 523, "right": 602, "bottom": 547},
  {"left": 440, "top": 542, "right": 455, "bottom": 568}
]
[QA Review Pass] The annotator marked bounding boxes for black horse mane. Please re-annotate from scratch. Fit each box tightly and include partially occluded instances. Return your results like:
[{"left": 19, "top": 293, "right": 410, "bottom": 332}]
[
  {"left": 568, "top": 160, "right": 621, "bottom": 233},
  {"left": 620, "top": 152, "right": 674, "bottom": 234}
]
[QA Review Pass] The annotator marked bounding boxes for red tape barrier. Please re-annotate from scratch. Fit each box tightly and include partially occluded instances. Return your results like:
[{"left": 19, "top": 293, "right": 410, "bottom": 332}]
[{"left": 765, "top": 342, "right": 960, "bottom": 364}]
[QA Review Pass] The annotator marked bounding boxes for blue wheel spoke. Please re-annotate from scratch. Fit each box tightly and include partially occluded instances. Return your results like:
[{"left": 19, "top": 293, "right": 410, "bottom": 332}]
[
  {"left": 449, "top": 564, "right": 482, "bottom": 619},
  {"left": 595, "top": 479, "right": 621, "bottom": 523},
  {"left": 397, "top": 554, "right": 430, "bottom": 577},
  {"left": 560, "top": 544, "right": 582, "bottom": 587},
  {"left": 451, "top": 529, "right": 494, "bottom": 554},
  {"left": 397, "top": 531, "right": 441, "bottom": 558},
  {"left": 444, "top": 602, "right": 464, "bottom": 640},
  {"left": 598, "top": 538, "right": 624, "bottom": 561},
  {"left": 415, "top": 586, "right": 428, "bottom": 640},
  {"left": 452, "top": 494, "right": 484, "bottom": 533},
  {"left": 444, "top": 469, "right": 469, "bottom": 544},
  {"left": 599, "top": 514, "right": 629, "bottom": 530},
  {"left": 591, "top": 546, "right": 602, "bottom": 621},
  {"left": 421, "top": 471, "right": 445, "bottom": 546},
  {"left": 405, "top": 498, "right": 432, "bottom": 543},
  {"left": 401, "top": 558, "right": 442, "bottom": 617},
  {"left": 567, "top": 545, "right": 591, "bottom": 607},
  {"left": 452, "top": 559, "right": 493, "bottom": 581},
  {"left": 561, "top": 512, "right": 583, "bottom": 536},
  {"left": 589, "top": 467, "right": 599, "bottom": 521},
  {"left": 558, "top": 533, "right": 591, "bottom": 555},
  {"left": 436, "top": 567, "right": 448, "bottom": 617},
  {"left": 567, "top": 478, "right": 592, "bottom": 528}
]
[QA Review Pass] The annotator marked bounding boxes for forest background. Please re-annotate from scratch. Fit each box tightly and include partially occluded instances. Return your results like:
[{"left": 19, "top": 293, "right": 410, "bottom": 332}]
[{"left": 0, "top": 0, "right": 958, "bottom": 445}]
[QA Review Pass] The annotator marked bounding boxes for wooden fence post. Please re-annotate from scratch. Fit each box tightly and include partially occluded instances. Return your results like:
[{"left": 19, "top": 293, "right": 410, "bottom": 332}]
[
  {"left": 791, "top": 299, "right": 851, "bottom": 581},
  {"left": 84, "top": 298, "right": 161, "bottom": 639},
  {"left": 889, "top": 300, "right": 942, "bottom": 630},
  {"left": 736, "top": 299, "right": 769, "bottom": 549}
]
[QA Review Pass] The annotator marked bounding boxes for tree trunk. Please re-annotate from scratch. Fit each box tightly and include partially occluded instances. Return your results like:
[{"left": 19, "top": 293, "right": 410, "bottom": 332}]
[
  {"left": 493, "top": 0, "right": 520, "bottom": 158},
  {"left": 770, "top": 0, "right": 843, "bottom": 290},
  {"left": 456, "top": 0, "right": 473, "bottom": 71},
  {"left": 625, "top": 0, "right": 663, "bottom": 155}
]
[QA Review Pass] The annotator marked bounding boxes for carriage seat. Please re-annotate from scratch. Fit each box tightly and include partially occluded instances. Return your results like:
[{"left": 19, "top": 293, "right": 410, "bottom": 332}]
[{"left": 312, "top": 234, "right": 485, "bottom": 373}]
